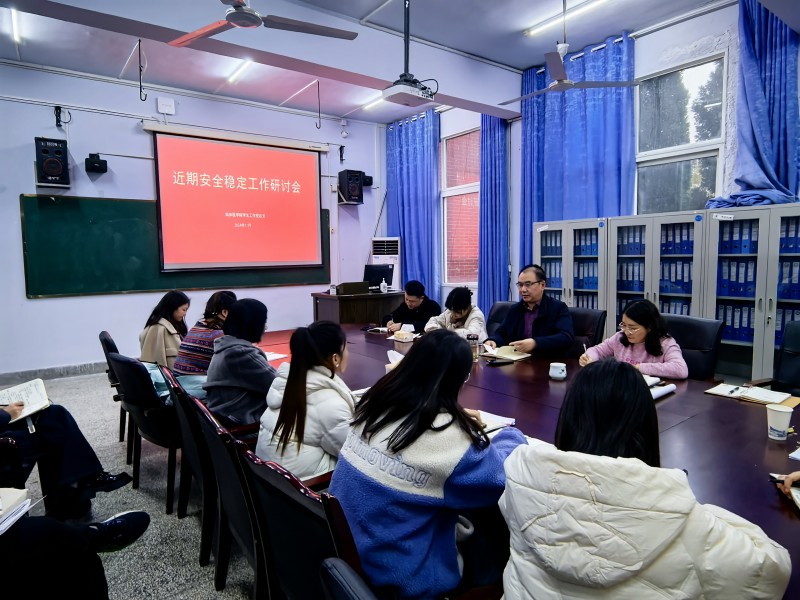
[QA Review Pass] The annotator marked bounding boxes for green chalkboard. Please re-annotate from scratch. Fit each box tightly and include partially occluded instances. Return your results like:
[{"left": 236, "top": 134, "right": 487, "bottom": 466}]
[{"left": 20, "top": 195, "right": 330, "bottom": 298}]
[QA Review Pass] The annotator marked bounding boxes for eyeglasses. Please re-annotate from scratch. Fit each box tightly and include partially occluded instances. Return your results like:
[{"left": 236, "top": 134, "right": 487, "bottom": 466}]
[
  {"left": 618, "top": 322, "right": 641, "bottom": 333},
  {"left": 515, "top": 280, "right": 544, "bottom": 289}
]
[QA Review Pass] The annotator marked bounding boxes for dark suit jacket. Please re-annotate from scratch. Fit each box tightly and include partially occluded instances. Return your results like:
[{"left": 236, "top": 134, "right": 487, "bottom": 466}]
[
  {"left": 385, "top": 297, "right": 442, "bottom": 333},
  {"left": 487, "top": 294, "right": 574, "bottom": 357}
]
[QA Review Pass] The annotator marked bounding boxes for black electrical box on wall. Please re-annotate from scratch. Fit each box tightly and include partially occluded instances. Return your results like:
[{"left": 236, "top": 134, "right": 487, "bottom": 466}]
[
  {"left": 338, "top": 169, "right": 364, "bottom": 204},
  {"left": 34, "top": 137, "right": 70, "bottom": 188}
]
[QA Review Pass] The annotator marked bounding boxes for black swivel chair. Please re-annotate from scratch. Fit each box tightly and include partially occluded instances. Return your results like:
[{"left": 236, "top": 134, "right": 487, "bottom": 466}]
[
  {"left": 748, "top": 321, "right": 800, "bottom": 396},
  {"left": 662, "top": 314, "right": 724, "bottom": 381},
  {"left": 191, "top": 396, "right": 268, "bottom": 599},
  {"left": 320, "top": 558, "right": 379, "bottom": 600},
  {"left": 159, "top": 366, "right": 217, "bottom": 566},
  {"left": 98, "top": 331, "right": 129, "bottom": 457},
  {"left": 486, "top": 301, "right": 516, "bottom": 339},
  {"left": 107, "top": 352, "right": 181, "bottom": 514},
  {"left": 242, "top": 450, "right": 338, "bottom": 599},
  {"left": 567, "top": 307, "right": 607, "bottom": 359}
]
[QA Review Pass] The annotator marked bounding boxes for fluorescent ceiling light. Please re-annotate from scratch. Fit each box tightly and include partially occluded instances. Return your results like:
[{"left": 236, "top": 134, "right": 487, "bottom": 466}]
[
  {"left": 524, "top": 0, "right": 609, "bottom": 38},
  {"left": 363, "top": 96, "right": 384, "bottom": 110},
  {"left": 227, "top": 60, "right": 252, "bottom": 83},
  {"left": 11, "top": 8, "right": 20, "bottom": 43}
]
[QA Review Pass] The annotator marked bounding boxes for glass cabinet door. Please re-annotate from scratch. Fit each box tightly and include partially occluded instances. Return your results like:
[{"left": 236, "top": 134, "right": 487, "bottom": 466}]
[
  {"left": 704, "top": 208, "right": 770, "bottom": 379},
  {"left": 570, "top": 221, "right": 607, "bottom": 310},
  {"left": 607, "top": 218, "right": 650, "bottom": 337},
  {"left": 534, "top": 223, "right": 565, "bottom": 303},
  {"left": 653, "top": 212, "right": 705, "bottom": 318}
]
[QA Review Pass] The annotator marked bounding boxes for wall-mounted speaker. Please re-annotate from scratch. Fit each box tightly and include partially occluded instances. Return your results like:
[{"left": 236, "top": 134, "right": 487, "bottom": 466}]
[
  {"left": 338, "top": 169, "right": 364, "bottom": 205},
  {"left": 35, "top": 137, "right": 70, "bottom": 188}
]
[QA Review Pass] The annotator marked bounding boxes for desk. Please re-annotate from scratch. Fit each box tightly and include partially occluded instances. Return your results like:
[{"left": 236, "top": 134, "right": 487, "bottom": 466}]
[
  {"left": 339, "top": 325, "right": 799, "bottom": 598},
  {"left": 311, "top": 291, "right": 403, "bottom": 325}
]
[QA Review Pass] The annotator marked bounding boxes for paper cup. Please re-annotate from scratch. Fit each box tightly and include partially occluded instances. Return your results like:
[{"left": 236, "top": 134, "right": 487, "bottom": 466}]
[{"left": 766, "top": 404, "right": 793, "bottom": 441}]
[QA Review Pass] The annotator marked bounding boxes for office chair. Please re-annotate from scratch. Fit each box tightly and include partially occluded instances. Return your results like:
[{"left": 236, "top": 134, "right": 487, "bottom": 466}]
[
  {"left": 748, "top": 321, "right": 800, "bottom": 396},
  {"left": 159, "top": 366, "right": 216, "bottom": 566},
  {"left": 98, "top": 331, "right": 129, "bottom": 455},
  {"left": 107, "top": 352, "right": 181, "bottom": 514},
  {"left": 242, "top": 450, "right": 338, "bottom": 599},
  {"left": 320, "top": 558, "right": 379, "bottom": 600},
  {"left": 192, "top": 396, "right": 269, "bottom": 599},
  {"left": 567, "top": 307, "right": 607, "bottom": 359},
  {"left": 662, "top": 314, "right": 724, "bottom": 380},
  {"left": 486, "top": 301, "right": 516, "bottom": 339}
]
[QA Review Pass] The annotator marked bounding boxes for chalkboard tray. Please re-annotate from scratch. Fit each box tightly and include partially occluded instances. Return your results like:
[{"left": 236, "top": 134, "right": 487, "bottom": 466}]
[{"left": 20, "top": 194, "right": 330, "bottom": 298}]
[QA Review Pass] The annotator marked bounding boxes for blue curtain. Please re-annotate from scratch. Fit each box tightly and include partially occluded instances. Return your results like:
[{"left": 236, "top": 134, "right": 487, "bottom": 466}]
[
  {"left": 707, "top": 0, "right": 799, "bottom": 208},
  {"left": 387, "top": 110, "right": 442, "bottom": 303},
  {"left": 478, "top": 115, "right": 510, "bottom": 314},
  {"left": 520, "top": 33, "right": 635, "bottom": 266}
]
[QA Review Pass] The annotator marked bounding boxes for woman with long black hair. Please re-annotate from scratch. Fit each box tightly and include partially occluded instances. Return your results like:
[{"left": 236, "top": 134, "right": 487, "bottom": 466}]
[
  {"left": 329, "top": 329, "right": 526, "bottom": 599},
  {"left": 256, "top": 320, "right": 355, "bottom": 480}
]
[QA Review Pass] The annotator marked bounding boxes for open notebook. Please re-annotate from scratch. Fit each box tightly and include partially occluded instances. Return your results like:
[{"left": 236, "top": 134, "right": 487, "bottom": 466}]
[{"left": 705, "top": 384, "right": 791, "bottom": 404}]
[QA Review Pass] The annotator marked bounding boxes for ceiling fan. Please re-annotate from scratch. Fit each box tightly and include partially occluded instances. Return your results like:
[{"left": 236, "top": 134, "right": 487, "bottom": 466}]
[
  {"left": 168, "top": 0, "right": 358, "bottom": 48},
  {"left": 499, "top": 0, "right": 637, "bottom": 106}
]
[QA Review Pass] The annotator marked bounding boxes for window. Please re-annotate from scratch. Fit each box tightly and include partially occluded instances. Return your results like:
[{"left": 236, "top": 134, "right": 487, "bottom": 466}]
[
  {"left": 441, "top": 129, "right": 480, "bottom": 284},
  {"left": 636, "top": 57, "right": 725, "bottom": 214}
]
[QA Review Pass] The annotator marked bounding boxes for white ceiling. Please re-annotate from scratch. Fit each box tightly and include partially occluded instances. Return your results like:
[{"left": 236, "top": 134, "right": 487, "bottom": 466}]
[{"left": 0, "top": 0, "right": 767, "bottom": 125}]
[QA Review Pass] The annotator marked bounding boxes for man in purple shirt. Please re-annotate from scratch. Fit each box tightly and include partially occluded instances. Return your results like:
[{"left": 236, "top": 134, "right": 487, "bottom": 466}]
[{"left": 485, "top": 264, "right": 574, "bottom": 357}]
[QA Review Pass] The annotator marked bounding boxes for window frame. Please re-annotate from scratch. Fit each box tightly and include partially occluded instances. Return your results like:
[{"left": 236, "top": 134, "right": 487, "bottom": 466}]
[
  {"left": 441, "top": 127, "right": 480, "bottom": 286},
  {"left": 634, "top": 52, "right": 728, "bottom": 214}
]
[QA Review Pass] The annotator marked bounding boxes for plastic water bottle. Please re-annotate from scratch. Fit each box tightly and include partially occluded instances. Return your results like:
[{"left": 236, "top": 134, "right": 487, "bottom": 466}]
[{"left": 379, "top": 278, "right": 388, "bottom": 293}]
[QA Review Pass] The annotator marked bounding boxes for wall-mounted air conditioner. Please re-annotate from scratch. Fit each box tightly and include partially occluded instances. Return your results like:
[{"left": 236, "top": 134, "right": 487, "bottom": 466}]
[{"left": 371, "top": 237, "right": 401, "bottom": 290}]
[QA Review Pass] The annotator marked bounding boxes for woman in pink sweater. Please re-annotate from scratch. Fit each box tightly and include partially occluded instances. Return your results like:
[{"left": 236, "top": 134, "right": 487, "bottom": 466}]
[{"left": 579, "top": 299, "right": 688, "bottom": 379}]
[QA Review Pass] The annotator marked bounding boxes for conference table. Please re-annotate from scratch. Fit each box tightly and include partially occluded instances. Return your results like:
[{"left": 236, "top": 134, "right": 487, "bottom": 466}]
[{"left": 260, "top": 325, "right": 800, "bottom": 597}]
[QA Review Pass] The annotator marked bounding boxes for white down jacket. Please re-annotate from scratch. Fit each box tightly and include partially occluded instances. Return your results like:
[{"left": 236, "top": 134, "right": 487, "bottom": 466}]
[
  {"left": 256, "top": 363, "right": 355, "bottom": 480},
  {"left": 499, "top": 440, "right": 790, "bottom": 600}
]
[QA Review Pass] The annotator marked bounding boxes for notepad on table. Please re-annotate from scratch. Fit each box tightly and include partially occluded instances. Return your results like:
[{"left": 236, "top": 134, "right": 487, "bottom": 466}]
[
  {"left": 642, "top": 374, "right": 663, "bottom": 387},
  {"left": 0, "top": 379, "right": 52, "bottom": 423},
  {"left": 263, "top": 351, "right": 289, "bottom": 362},
  {"left": 650, "top": 383, "right": 677, "bottom": 400},
  {"left": 482, "top": 345, "right": 530, "bottom": 361},
  {"left": 478, "top": 410, "right": 516, "bottom": 431},
  {"left": 705, "top": 384, "right": 791, "bottom": 404},
  {"left": 368, "top": 326, "right": 388, "bottom": 334}
]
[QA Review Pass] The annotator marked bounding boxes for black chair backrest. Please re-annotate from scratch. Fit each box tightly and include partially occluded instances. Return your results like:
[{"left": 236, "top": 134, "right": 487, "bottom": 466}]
[
  {"left": 567, "top": 307, "right": 607, "bottom": 359},
  {"left": 242, "top": 450, "right": 338, "bottom": 599},
  {"left": 774, "top": 321, "right": 800, "bottom": 396},
  {"left": 320, "top": 493, "right": 367, "bottom": 580},
  {"left": 661, "top": 315, "right": 724, "bottom": 380},
  {"left": 107, "top": 352, "right": 178, "bottom": 446},
  {"left": 99, "top": 331, "right": 121, "bottom": 388},
  {"left": 160, "top": 367, "right": 209, "bottom": 491},
  {"left": 191, "top": 396, "right": 261, "bottom": 572},
  {"left": 486, "top": 301, "right": 516, "bottom": 339},
  {"left": 320, "top": 557, "right": 379, "bottom": 600}
]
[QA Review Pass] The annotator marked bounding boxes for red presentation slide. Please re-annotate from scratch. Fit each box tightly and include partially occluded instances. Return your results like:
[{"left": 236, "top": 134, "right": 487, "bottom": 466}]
[{"left": 154, "top": 134, "right": 322, "bottom": 270}]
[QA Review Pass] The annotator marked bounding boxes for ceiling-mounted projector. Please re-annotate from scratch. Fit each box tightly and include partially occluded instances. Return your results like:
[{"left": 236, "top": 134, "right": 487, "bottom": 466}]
[{"left": 382, "top": 75, "right": 435, "bottom": 107}]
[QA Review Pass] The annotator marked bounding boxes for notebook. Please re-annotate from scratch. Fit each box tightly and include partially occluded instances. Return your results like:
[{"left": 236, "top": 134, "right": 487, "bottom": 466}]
[
  {"left": 705, "top": 384, "right": 791, "bottom": 404},
  {"left": 0, "top": 379, "right": 51, "bottom": 422},
  {"left": 482, "top": 345, "right": 530, "bottom": 361}
]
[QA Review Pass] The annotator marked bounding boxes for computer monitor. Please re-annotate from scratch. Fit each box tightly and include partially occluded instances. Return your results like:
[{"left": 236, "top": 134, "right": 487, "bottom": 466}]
[{"left": 363, "top": 264, "right": 394, "bottom": 290}]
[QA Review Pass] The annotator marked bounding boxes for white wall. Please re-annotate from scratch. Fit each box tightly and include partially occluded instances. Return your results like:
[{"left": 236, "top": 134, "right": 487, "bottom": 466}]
[{"left": 0, "top": 63, "right": 385, "bottom": 377}]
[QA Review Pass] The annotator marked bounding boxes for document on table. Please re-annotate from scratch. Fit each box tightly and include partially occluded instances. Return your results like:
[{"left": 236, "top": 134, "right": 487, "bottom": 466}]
[
  {"left": 263, "top": 351, "right": 289, "bottom": 362},
  {"left": 650, "top": 384, "right": 677, "bottom": 400},
  {"left": 705, "top": 383, "right": 790, "bottom": 404}
]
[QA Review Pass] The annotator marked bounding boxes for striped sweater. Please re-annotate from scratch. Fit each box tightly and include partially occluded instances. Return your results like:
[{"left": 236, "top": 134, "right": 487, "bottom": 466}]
[{"left": 173, "top": 320, "right": 224, "bottom": 375}]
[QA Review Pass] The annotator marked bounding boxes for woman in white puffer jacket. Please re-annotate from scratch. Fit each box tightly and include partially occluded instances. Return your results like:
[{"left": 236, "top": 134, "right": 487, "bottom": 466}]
[
  {"left": 500, "top": 359, "right": 790, "bottom": 600},
  {"left": 256, "top": 321, "right": 356, "bottom": 480}
]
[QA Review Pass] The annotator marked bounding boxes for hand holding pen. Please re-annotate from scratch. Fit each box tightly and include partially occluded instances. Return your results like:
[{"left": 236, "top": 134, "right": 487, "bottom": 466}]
[{"left": 578, "top": 344, "right": 592, "bottom": 367}]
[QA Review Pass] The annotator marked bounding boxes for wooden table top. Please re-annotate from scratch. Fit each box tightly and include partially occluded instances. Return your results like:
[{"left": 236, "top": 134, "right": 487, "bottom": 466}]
[{"left": 339, "top": 325, "right": 800, "bottom": 597}]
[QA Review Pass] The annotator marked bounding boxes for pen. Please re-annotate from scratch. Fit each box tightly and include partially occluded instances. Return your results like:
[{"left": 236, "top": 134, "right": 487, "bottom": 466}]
[
  {"left": 727, "top": 386, "right": 740, "bottom": 394},
  {"left": 583, "top": 343, "right": 587, "bottom": 354}
]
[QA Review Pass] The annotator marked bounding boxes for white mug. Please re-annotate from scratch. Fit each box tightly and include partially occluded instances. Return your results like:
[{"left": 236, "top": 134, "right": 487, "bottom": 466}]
[{"left": 549, "top": 362, "right": 567, "bottom": 380}]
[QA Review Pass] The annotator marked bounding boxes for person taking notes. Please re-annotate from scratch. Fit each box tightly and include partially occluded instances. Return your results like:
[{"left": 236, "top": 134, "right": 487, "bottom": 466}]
[
  {"left": 174, "top": 290, "right": 237, "bottom": 375},
  {"left": 385, "top": 280, "right": 441, "bottom": 334},
  {"left": 424, "top": 286, "right": 487, "bottom": 341},
  {"left": 139, "top": 290, "right": 191, "bottom": 370},
  {"left": 485, "top": 264, "right": 573, "bottom": 357},
  {"left": 579, "top": 299, "right": 688, "bottom": 379}
]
